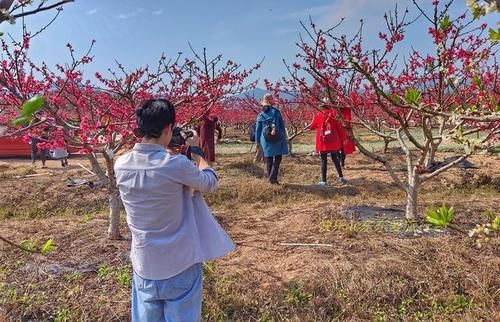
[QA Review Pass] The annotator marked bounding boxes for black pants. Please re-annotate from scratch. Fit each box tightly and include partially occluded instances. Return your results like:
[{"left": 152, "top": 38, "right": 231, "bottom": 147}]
[
  {"left": 266, "top": 155, "right": 282, "bottom": 184},
  {"left": 320, "top": 151, "right": 343, "bottom": 182},
  {"left": 31, "top": 138, "right": 48, "bottom": 165},
  {"left": 339, "top": 149, "right": 346, "bottom": 168}
]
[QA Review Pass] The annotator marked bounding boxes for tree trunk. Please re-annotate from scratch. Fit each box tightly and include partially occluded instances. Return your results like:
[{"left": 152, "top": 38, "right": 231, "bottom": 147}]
[
  {"left": 424, "top": 143, "right": 438, "bottom": 168},
  {"left": 107, "top": 182, "right": 122, "bottom": 240},
  {"left": 87, "top": 153, "right": 108, "bottom": 184},
  {"left": 405, "top": 168, "right": 419, "bottom": 220},
  {"left": 102, "top": 153, "right": 122, "bottom": 239},
  {"left": 288, "top": 139, "right": 293, "bottom": 154}
]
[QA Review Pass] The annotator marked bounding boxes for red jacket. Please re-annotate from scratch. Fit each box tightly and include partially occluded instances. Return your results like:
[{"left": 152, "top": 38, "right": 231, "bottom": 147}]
[
  {"left": 309, "top": 110, "right": 342, "bottom": 152},
  {"left": 199, "top": 115, "right": 221, "bottom": 162},
  {"left": 339, "top": 108, "right": 355, "bottom": 155}
]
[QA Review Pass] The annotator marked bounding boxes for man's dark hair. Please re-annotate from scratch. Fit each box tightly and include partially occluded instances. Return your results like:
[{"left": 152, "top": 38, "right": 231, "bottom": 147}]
[{"left": 136, "top": 99, "right": 176, "bottom": 138}]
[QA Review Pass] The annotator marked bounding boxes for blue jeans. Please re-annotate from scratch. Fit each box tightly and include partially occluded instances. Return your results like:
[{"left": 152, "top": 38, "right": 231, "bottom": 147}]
[{"left": 132, "top": 263, "right": 202, "bottom": 322}]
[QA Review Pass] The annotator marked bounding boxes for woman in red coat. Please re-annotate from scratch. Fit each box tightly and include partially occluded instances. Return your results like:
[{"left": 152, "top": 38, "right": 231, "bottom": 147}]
[
  {"left": 309, "top": 105, "right": 346, "bottom": 186},
  {"left": 199, "top": 114, "right": 222, "bottom": 166},
  {"left": 337, "top": 107, "right": 356, "bottom": 168}
]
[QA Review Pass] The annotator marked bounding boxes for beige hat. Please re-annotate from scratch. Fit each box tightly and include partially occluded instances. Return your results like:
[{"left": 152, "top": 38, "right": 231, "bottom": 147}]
[{"left": 260, "top": 93, "right": 274, "bottom": 106}]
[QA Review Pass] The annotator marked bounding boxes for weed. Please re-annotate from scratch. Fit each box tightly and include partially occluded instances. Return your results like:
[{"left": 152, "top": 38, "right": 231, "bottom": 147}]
[
  {"left": 63, "top": 272, "right": 82, "bottom": 282},
  {"left": 285, "top": 282, "right": 312, "bottom": 306},
  {"left": 54, "top": 307, "right": 71, "bottom": 322},
  {"left": 40, "top": 239, "right": 54, "bottom": 255},
  {"left": 116, "top": 267, "right": 132, "bottom": 287},
  {"left": 372, "top": 305, "right": 390, "bottom": 322},
  {"left": 20, "top": 240, "right": 38, "bottom": 252},
  {"left": 203, "top": 261, "right": 217, "bottom": 279},
  {"left": 97, "top": 265, "right": 111, "bottom": 280},
  {"left": 80, "top": 213, "right": 95, "bottom": 223},
  {"left": 425, "top": 204, "right": 455, "bottom": 228},
  {"left": 258, "top": 309, "right": 274, "bottom": 322}
]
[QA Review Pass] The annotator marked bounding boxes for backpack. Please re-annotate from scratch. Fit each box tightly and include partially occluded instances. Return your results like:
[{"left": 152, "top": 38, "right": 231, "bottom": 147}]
[
  {"left": 259, "top": 107, "right": 281, "bottom": 143},
  {"left": 320, "top": 115, "right": 335, "bottom": 143},
  {"left": 248, "top": 122, "right": 257, "bottom": 142},
  {"left": 263, "top": 121, "right": 280, "bottom": 142}
]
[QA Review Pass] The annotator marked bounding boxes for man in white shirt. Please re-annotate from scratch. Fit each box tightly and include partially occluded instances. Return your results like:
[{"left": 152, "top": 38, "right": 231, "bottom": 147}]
[{"left": 114, "top": 99, "right": 234, "bottom": 322}]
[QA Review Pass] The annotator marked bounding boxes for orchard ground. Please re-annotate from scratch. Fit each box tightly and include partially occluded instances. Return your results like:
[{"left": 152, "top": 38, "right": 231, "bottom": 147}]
[{"left": 0, "top": 131, "right": 499, "bottom": 321}]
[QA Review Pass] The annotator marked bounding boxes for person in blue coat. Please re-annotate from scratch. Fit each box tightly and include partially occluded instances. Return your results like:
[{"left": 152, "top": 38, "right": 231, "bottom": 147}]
[{"left": 255, "top": 93, "right": 289, "bottom": 184}]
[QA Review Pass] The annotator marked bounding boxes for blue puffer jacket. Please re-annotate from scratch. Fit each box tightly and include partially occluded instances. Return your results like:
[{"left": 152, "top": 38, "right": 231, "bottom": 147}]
[{"left": 255, "top": 106, "right": 289, "bottom": 157}]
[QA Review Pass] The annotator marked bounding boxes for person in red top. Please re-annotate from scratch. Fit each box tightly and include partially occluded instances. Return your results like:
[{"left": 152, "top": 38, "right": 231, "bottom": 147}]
[
  {"left": 337, "top": 107, "right": 356, "bottom": 168},
  {"left": 309, "top": 104, "right": 346, "bottom": 186},
  {"left": 199, "top": 114, "right": 222, "bottom": 167}
]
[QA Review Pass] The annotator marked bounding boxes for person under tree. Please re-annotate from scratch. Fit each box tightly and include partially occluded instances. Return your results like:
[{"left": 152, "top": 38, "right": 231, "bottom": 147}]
[{"left": 199, "top": 114, "right": 222, "bottom": 167}]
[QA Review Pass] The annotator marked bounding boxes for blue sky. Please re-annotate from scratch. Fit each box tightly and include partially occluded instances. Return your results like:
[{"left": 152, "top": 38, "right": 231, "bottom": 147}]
[{"left": 1, "top": 0, "right": 497, "bottom": 85}]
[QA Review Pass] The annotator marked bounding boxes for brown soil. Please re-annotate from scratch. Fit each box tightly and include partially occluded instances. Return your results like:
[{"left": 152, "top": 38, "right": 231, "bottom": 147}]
[{"left": 0, "top": 151, "right": 499, "bottom": 321}]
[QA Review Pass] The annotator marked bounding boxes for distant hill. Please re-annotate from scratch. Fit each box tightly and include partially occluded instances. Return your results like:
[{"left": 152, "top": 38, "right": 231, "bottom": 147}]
[{"left": 235, "top": 88, "right": 296, "bottom": 101}]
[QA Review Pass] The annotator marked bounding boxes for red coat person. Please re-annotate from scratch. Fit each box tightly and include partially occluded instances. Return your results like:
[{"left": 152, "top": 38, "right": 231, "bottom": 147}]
[
  {"left": 199, "top": 115, "right": 222, "bottom": 163},
  {"left": 309, "top": 109, "right": 342, "bottom": 152},
  {"left": 338, "top": 107, "right": 355, "bottom": 155}
]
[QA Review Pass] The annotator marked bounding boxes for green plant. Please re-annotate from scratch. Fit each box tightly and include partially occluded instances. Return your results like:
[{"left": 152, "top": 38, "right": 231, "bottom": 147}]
[
  {"left": 492, "top": 216, "right": 500, "bottom": 230},
  {"left": 63, "top": 272, "right": 82, "bottom": 282},
  {"left": 80, "top": 213, "right": 95, "bottom": 223},
  {"left": 468, "top": 211, "right": 499, "bottom": 248},
  {"left": 258, "top": 310, "right": 274, "bottom": 322},
  {"left": 54, "top": 307, "right": 71, "bottom": 322},
  {"left": 372, "top": 306, "right": 389, "bottom": 322},
  {"left": 285, "top": 282, "right": 312, "bottom": 306},
  {"left": 20, "top": 240, "right": 37, "bottom": 251},
  {"left": 117, "top": 267, "right": 132, "bottom": 287},
  {"left": 40, "top": 239, "right": 54, "bottom": 255},
  {"left": 203, "top": 261, "right": 217, "bottom": 278},
  {"left": 97, "top": 265, "right": 111, "bottom": 280},
  {"left": 425, "top": 204, "right": 455, "bottom": 228}
]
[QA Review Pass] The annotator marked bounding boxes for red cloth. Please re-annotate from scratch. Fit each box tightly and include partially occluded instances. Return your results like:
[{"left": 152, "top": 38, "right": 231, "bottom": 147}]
[
  {"left": 199, "top": 115, "right": 221, "bottom": 162},
  {"left": 339, "top": 107, "right": 355, "bottom": 155},
  {"left": 309, "top": 110, "right": 342, "bottom": 152},
  {"left": 0, "top": 137, "right": 31, "bottom": 157}
]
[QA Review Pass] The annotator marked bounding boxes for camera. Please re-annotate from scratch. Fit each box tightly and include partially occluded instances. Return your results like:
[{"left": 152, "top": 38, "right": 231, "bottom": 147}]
[{"left": 169, "top": 126, "right": 194, "bottom": 148}]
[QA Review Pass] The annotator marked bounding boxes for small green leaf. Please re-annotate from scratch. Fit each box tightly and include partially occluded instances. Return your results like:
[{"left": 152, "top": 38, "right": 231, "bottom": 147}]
[
  {"left": 440, "top": 15, "right": 452, "bottom": 30},
  {"left": 492, "top": 217, "right": 500, "bottom": 230},
  {"left": 425, "top": 204, "right": 454, "bottom": 228},
  {"left": 489, "top": 28, "right": 500, "bottom": 43},
  {"left": 473, "top": 74, "right": 482, "bottom": 87},
  {"left": 20, "top": 96, "right": 45, "bottom": 116},
  {"left": 472, "top": 6, "right": 484, "bottom": 20},
  {"left": 41, "top": 239, "right": 54, "bottom": 255},
  {"left": 10, "top": 115, "right": 32, "bottom": 126},
  {"left": 404, "top": 88, "right": 421, "bottom": 105},
  {"left": 20, "top": 240, "right": 38, "bottom": 252}
]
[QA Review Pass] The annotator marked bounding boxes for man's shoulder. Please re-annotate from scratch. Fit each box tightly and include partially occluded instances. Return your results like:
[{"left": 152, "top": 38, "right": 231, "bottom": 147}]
[{"left": 115, "top": 151, "right": 133, "bottom": 169}]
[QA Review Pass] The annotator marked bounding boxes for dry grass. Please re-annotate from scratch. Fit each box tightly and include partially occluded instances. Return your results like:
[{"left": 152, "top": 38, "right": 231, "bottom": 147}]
[{"left": 0, "top": 150, "right": 499, "bottom": 321}]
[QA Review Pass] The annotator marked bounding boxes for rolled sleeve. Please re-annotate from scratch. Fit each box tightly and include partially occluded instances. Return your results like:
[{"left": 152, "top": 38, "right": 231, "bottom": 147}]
[{"left": 175, "top": 158, "right": 218, "bottom": 193}]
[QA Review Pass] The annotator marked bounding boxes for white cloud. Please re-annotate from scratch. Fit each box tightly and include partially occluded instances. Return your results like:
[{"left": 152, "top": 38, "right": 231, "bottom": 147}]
[
  {"left": 86, "top": 8, "right": 98, "bottom": 15},
  {"left": 152, "top": 9, "right": 164, "bottom": 16},
  {"left": 116, "top": 8, "right": 146, "bottom": 20}
]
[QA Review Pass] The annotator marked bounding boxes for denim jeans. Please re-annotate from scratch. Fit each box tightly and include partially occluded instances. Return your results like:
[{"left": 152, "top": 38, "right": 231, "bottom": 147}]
[{"left": 132, "top": 263, "right": 202, "bottom": 322}]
